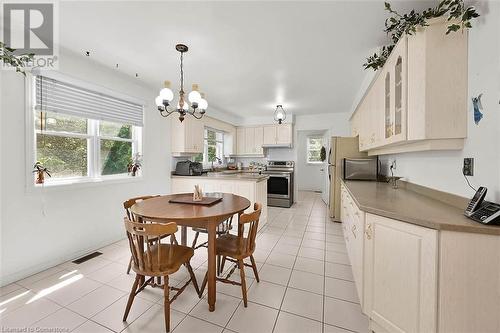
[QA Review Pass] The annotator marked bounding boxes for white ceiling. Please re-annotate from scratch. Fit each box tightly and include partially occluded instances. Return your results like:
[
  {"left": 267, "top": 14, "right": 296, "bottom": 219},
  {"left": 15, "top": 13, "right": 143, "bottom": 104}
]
[{"left": 59, "top": 1, "right": 434, "bottom": 117}]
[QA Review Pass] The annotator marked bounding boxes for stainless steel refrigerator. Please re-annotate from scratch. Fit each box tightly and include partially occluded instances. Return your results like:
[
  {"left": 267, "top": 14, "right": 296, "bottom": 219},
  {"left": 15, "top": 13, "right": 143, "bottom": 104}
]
[{"left": 328, "top": 137, "right": 367, "bottom": 220}]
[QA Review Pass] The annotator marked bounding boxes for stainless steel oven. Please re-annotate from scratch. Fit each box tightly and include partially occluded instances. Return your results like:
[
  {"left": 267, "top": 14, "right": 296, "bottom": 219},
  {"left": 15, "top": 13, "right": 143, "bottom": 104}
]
[{"left": 264, "top": 161, "right": 294, "bottom": 208}]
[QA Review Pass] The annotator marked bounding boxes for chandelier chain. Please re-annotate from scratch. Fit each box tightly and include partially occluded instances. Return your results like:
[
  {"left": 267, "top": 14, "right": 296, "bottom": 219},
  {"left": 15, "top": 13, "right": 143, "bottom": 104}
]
[{"left": 180, "top": 51, "right": 184, "bottom": 94}]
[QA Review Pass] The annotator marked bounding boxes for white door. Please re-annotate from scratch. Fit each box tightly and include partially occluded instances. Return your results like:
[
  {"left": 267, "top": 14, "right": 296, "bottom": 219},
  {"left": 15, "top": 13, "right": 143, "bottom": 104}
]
[
  {"left": 263, "top": 125, "right": 276, "bottom": 145},
  {"left": 364, "top": 213, "right": 438, "bottom": 332},
  {"left": 245, "top": 127, "right": 255, "bottom": 154},
  {"left": 276, "top": 124, "right": 292, "bottom": 145},
  {"left": 322, "top": 135, "right": 331, "bottom": 204},
  {"left": 236, "top": 128, "right": 245, "bottom": 155},
  {"left": 254, "top": 126, "right": 264, "bottom": 154}
]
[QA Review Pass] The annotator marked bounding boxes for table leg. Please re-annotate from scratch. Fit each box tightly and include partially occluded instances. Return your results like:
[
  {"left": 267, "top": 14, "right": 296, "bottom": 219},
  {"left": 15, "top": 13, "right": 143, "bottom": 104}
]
[
  {"left": 181, "top": 226, "right": 187, "bottom": 246},
  {"left": 207, "top": 221, "right": 217, "bottom": 312}
]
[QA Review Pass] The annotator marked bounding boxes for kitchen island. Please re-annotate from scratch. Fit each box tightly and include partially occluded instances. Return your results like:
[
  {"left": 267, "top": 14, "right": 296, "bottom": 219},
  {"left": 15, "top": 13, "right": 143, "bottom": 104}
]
[
  {"left": 340, "top": 180, "right": 500, "bottom": 333},
  {"left": 171, "top": 171, "right": 269, "bottom": 226}
]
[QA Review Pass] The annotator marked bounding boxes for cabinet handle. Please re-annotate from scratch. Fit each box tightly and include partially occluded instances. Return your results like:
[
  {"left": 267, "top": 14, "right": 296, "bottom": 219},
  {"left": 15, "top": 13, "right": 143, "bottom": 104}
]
[{"left": 365, "top": 223, "right": 372, "bottom": 240}]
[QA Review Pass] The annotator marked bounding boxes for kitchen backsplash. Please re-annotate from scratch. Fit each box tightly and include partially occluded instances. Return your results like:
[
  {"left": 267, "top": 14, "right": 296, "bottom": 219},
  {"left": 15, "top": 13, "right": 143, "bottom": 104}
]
[{"left": 171, "top": 147, "right": 296, "bottom": 171}]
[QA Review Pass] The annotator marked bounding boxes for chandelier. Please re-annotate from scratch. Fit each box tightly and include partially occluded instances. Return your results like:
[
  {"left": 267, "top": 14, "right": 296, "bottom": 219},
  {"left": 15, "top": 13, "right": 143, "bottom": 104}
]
[
  {"left": 155, "top": 44, "right": 208, "bottom": 122},
  {"left": 274, "top": 105, "right": 286, "bottom": 124}
]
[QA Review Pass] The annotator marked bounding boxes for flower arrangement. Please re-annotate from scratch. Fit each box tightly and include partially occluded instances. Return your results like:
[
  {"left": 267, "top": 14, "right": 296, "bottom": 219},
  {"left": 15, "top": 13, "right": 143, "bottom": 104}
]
[
  {"left": 33, "top": 162, "right": 51, "bottom": 184},
  {"left": 127, "top": 153, "right": 142, "bottom": 177},
  {"left": 363, "top": 0, "right": 480, "bottom": 71}
]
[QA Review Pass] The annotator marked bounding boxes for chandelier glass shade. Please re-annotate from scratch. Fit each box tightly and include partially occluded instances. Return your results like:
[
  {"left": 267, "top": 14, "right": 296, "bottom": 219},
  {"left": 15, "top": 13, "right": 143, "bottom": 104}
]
[
  {"left": 274, "top": 104, "right": 286, "bottom": 124},
  {"left": 155, "top": 44, "right": 208, "bottom": 122}
]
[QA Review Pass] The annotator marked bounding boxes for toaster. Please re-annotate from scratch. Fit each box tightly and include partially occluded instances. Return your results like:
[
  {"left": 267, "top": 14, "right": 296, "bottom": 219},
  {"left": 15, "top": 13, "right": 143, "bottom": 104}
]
[{"left": 175, "top": 160, "right": 203, "bottom": 176}]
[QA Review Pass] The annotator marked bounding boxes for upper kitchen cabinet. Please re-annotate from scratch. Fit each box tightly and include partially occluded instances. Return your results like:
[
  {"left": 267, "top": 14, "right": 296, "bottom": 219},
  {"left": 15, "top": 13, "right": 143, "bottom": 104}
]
[
  {"left": 171, "top": 116, "right": 204, "bottom": 156},
  {"left": 351, "top": 18, "right": 467, "bottom": 155},
  {"left": 263, "top": 124, "right": 293, "bottom": 147},
  {"left": 236, "top": 126, "right": 264, "bottom": 156}
]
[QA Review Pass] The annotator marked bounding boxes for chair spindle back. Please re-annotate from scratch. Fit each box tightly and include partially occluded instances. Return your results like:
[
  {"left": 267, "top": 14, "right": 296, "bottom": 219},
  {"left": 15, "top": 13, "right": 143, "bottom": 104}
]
[
  {"left": 123, "top": 217, "right": 178, "bottom": 274},
  {"left": 123, "top": 195, "right": 159, "bottom": 221},
  {"left": 239, "top": 203, "right": 262, "bottom": 254}
]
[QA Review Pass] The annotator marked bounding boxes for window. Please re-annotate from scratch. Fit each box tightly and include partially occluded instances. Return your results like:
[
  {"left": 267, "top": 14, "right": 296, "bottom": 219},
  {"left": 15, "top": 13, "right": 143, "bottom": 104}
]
[
  {"left": 306, "top": 136, "right": 324, "bottom": 164},
  {"left": 194, "top": 128, "right": 224, "bottom": 166},
  {"left": 31, "top": 75, "right": 143, "bottom": 185}
]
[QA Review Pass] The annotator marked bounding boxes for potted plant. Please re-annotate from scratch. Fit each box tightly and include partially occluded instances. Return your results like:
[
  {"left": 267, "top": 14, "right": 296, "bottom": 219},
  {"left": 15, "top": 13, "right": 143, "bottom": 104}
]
[
  {"left": 320, "top": 146, "right": 327, "bottom": 162},
  {"left": 127, "top": 153, "right": 142, "bottom": 177},
  {"left": 33, "top": 162, "right": 51, "bottom": 184}
]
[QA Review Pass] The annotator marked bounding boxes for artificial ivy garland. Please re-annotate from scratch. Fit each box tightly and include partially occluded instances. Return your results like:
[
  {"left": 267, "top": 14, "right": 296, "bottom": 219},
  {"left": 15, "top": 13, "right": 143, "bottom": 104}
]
[
  {"left": 364, "top": 0, "right": 480, "bottom": 71},
  {"left": 0, "top": 41, "right": 34, "bottom": 76}
]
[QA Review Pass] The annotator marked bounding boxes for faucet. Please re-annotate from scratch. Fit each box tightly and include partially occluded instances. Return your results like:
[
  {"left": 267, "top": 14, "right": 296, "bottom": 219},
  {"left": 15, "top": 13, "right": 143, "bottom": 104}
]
[{"left": 211, "top": 157, "right": 223, "bottom": 171}]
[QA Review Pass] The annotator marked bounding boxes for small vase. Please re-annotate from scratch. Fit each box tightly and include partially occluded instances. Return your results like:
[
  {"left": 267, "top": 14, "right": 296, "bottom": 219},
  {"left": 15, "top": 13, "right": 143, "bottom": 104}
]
[{"left": 36, "top": 171, "right": 45, "bottom": 184}]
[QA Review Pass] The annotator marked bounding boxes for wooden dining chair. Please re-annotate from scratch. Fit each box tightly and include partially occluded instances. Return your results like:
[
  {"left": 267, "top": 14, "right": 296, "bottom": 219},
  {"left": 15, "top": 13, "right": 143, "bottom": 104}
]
[
  {"left": 123, "top": 217, "right": 200, "bottom": 333},
  {"left": 124, "top": 195, "right": 177, "bottom": 274},
  {"left": 191, "top": 216, "right": 233, "bottom": 275},
  {"left": 199, "top": 203, "right": 262, "bottom": 306}
]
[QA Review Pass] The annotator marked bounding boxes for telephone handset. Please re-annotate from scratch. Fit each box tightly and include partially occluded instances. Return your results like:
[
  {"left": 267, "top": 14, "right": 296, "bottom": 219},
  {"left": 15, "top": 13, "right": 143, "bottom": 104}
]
[
  {"left": 464, "top": 186, "right": 487, "bottom": 217},
  {"left": 465, "top": 187, "right": 500, "bottom": 225}
]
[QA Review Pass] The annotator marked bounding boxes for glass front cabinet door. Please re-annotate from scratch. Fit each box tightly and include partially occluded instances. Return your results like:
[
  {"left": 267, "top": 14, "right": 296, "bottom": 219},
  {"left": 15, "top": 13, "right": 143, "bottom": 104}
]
[{"left": 381, "top": 37, "right": 407, "bottom": 145}]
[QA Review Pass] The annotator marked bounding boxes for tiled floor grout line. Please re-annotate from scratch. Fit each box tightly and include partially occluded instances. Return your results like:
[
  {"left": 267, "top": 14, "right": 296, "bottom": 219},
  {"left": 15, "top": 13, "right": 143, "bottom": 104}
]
[
  {"left": 322, "top": 199, "right": 328, "bottom": 333},
  {"left": 270, "top": 205, "right": 312, "bottom": 333},
  {"left": 3, "top": 193, "right": 367, "bottom": 333},
  {"left": 221, "top": 207, "right": 288, "bottom": 333}
]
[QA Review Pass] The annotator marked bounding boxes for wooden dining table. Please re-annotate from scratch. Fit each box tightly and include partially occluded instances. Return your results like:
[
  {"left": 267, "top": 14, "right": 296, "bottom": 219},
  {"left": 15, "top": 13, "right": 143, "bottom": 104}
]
[{"left": 130, "top": 192, "right": 251, "bottom": 312}]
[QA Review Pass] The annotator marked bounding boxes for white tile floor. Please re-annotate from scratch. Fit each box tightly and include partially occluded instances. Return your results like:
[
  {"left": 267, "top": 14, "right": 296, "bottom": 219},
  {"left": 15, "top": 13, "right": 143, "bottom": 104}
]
[{"left": 0, "top": 191, "right": 369, "bottom": 333}]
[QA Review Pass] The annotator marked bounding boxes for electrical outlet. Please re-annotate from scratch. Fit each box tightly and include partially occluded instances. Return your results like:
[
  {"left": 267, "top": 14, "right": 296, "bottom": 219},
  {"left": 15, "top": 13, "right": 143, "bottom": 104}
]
[{"left": 463, "top": 158, "right": 474, "bottom": 176}]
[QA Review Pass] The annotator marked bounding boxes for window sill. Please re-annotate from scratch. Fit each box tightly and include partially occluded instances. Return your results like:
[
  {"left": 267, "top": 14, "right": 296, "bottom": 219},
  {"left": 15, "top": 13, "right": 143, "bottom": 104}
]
[
  {"left": 307, "top": 161, "right": 325, "bottom": 165},
  {"left": 26, "top": 174, "right": 144, "bottom": 193}
]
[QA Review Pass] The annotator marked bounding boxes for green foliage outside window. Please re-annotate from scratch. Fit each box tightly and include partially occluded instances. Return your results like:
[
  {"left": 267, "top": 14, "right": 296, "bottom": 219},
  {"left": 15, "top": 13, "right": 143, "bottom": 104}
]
[
  {"left": 307, "top": 137, "right": 324, "bottom": 163},
  {"left": 37, "top": 134, "right": 88, "bottom": 178},
  {"left": 35, "top": 112, "right": 134, "bottom": 178}
]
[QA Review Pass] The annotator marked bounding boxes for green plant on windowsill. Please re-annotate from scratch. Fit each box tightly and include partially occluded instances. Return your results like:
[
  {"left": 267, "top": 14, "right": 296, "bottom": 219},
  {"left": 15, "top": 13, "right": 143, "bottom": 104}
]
[
  {"left": 127, "top": 153, "right": 142, "bottom": 177},
  {"left": 0, "top": 41, "right": 35, "bottom": 76},
  {"left": 363, "top": 0, "right": 480, "bottom": 71},
  {"left": 33, "top": 161, "right": 51, "bottom": 185}
]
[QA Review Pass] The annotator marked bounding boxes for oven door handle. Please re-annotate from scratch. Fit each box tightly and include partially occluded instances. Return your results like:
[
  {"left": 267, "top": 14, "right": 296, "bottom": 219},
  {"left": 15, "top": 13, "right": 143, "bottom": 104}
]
[{"left": 266, "top": 173, "right": 291, "bottom": 178}]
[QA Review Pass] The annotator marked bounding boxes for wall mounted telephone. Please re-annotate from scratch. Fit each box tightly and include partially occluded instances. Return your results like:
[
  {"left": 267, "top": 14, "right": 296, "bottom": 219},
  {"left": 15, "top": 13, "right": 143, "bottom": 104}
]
[{"left": 464, "top": 187, "right": 500, "bottom": 225}]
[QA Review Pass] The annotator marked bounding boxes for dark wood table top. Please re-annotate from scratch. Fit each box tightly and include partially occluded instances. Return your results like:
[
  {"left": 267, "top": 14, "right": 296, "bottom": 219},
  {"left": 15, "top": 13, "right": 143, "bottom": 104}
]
[{"left": 130, "top": 193, "right": 251, "bottom": 223}]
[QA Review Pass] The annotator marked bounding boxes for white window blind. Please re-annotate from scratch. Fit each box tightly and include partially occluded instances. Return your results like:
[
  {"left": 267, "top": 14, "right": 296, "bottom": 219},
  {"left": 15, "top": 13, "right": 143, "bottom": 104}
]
[{"left": 35, "top": 75, "right": 144, "bottom": 127}]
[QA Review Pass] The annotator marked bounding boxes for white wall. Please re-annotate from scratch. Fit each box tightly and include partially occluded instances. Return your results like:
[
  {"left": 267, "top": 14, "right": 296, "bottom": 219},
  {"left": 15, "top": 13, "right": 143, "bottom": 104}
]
[
  {"left": 0, "top": 49, "right": 171, "bottom": 285},
  {"left": 235, "top": 112, "right": 351, "bottom": 167},
  {"left": 234, "top": 112, "right": 351, "bottom": 201},
  {"left": 378, "top": 1, "right": 500, "bottom": 202}
]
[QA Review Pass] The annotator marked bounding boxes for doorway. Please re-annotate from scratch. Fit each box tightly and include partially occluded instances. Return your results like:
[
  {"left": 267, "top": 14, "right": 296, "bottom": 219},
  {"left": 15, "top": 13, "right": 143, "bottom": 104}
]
[{"left": 296, "top": 130, "right": 328, "bottom": 196}]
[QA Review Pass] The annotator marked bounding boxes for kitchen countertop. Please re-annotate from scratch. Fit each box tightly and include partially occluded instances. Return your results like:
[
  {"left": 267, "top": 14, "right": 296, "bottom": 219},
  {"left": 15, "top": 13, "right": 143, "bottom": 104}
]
[
  {"left": 171, "top": 171, "right": 269, "bottom": 181},
  {"left": 342, "top": 180, "right": 500, "bottom": 236}
]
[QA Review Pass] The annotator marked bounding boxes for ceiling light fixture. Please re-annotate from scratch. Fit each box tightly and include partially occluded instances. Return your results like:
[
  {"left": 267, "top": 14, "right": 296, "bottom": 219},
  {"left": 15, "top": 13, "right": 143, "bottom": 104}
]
[
  {"left": 155, "top": 44, "right": 207, "bottom": 122},
  {"left": 274, "top": 104, "right": 286, "bottom": 124}
]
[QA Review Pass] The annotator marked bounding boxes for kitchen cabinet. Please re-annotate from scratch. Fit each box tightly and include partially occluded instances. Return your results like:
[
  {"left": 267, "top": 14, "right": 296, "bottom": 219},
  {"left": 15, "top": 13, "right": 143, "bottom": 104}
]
[
  {"left": 237, "top": 128, "right": 245, "bottom": 155},
  {"left": 171, "top": 176, "right": 268, "bottom": 226},
  {"left": 236, "top": 126, "right": 264, "bottom": 156},
  {"left": 340, "top": 184, "right": 364, "bottom": 306},
  {"left": 340, "top": 180, "right": 500, "bottom": 333},
  {"left": 363, "top": 213, "right": 438, "bottom": 333},
  {"left": 351, "top": 18, "right": 467, "bottom": 155},
  {"left": 171, "top": 116, "right": 204, "bottom": 156},
  {"left": 262, "top": 124, "right": 293, "bottom": 147}
]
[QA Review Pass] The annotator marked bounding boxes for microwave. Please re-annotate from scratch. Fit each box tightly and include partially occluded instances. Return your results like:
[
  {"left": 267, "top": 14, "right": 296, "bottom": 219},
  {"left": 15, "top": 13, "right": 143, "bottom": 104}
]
[{"left": 343, "top": 157, "right": 378, "bottom": 181}]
